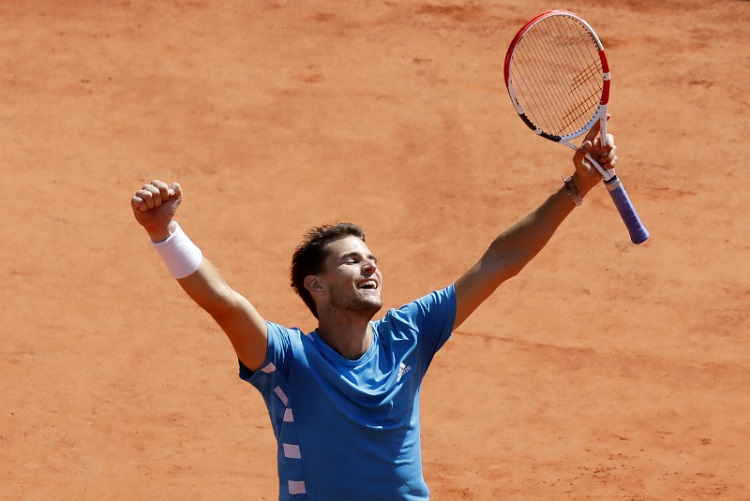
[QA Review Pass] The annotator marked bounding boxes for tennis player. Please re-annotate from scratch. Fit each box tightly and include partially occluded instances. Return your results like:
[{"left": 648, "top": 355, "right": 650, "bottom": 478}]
[{"left": 131, "top": 123, "right": 616, "bottom": 500}]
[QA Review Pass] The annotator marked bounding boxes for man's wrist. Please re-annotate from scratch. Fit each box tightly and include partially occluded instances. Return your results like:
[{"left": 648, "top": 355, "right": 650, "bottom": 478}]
[
  {"left": 148, "top": 221, "right": 176, "bottom": 243},
  {"left": 571, "top": 171, "right": 599, "bottom": 197},
  {"left": 151, "top": 221, "right": 202, "bottom": 279},
  {"left": 562, "top": 176, "right": 583, "bottom": 206}
]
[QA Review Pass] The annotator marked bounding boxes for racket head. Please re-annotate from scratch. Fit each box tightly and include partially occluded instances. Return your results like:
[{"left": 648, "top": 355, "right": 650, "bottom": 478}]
[{"left": 504, "top": 10, "right": 610, "bottom": 142}]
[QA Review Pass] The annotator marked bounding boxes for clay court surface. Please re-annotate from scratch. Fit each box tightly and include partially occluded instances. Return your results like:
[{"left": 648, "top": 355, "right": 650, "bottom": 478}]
[{"left": 2, "top": 0, "right": 749, "bottom": 499}]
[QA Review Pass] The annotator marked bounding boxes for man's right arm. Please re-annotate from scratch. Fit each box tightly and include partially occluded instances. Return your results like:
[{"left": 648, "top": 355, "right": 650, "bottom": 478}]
[
  {"left": 132, "top": 181, "right": 268, "bottom": 372},
  {"left": 176, "top": 254, "right": 268, "bottom": 372}
]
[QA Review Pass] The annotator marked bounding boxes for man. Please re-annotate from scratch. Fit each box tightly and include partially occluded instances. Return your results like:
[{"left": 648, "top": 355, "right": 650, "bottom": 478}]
[{"left": 131, "top": 122, "right": 616, "bottom": 500}]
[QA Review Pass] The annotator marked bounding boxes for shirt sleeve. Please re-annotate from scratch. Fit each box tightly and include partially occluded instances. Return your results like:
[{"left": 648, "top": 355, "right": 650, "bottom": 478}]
[
  {"left": 238, "top": 321, "right": 294, "bottom": 382},
  {"left": 412, "top": 284, "right": 456, "bottom": 354},
  {"left": 379, "top": 284, "right": 456, "bottom": 370},
  {"left": 237, "top": 322, "right": 299, "bottom": 439}
]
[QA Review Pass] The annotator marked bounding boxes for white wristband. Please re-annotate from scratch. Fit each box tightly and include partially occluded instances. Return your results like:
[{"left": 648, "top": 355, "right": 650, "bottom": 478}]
[{"left": 151, "top": 222, "right": 203, "bottom": 279}]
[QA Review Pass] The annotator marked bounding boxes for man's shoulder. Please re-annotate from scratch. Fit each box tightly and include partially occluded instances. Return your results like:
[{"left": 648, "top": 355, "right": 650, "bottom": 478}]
[
  {"left": 380, "top": 284, "right": 456, "bottom": 318},
  {"left": 240, "top": 322, "right": 319, "bottom": 384},
  {"left": 265, "top": 320, "right": 312, "bottom": 340},
  {"left": 374, "top": 284, "right": 456, "bottom": 332}
]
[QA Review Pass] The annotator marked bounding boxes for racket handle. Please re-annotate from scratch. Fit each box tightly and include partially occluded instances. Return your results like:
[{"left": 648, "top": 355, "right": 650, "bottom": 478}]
[{"left": 605, "top": 177, "right": 650, "bottom": 244}]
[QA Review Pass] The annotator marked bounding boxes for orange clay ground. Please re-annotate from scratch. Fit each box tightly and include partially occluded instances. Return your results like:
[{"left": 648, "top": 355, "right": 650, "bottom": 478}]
[{"left": 2, "top": 1, "right": 749, "bottom": 499}]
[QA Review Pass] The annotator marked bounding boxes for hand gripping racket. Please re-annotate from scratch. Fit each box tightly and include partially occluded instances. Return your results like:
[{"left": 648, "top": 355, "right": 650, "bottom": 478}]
[{"left": 504, "top": 10, "right": 649, "bottom": 244}]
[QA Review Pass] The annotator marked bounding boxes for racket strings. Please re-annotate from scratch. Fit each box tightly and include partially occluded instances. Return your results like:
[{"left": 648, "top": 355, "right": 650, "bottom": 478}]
[
  {"left": 522, "top": 20, "right": 599, "bottom": 133},
  {"left": 519, "top": 17, "right": 599, "bottom": 130},
  {"left": 510, "top": 16, "right": 603, "bottom": 137}
]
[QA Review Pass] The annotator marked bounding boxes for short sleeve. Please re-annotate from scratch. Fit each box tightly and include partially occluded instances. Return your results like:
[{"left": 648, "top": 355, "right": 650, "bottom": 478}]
[{"left": 375, "top": 284, "right": 456, "bottom": 371}]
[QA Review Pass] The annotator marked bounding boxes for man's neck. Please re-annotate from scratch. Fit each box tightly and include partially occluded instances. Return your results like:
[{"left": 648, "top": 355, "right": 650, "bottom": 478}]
[{"left": 316, "top": 313, "right": 373, "bottom": 360}]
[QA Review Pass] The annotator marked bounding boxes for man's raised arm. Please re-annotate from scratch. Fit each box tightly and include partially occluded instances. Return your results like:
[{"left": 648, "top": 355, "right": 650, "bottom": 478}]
[
  {"left": 453, "top": 122, "right": 617, "bottom": 329},
  {"left": 131, "top": 180, "right": 268, "bottom": 371}
]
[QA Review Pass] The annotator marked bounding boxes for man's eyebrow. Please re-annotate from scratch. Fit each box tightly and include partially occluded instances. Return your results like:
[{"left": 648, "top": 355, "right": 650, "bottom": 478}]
[{"left": 340, "top": 251, "right": 377, "bottom": 262}]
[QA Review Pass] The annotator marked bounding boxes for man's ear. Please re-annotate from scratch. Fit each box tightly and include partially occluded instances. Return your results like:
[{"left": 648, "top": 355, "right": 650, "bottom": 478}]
[{"left": 304, "top": 275, "right": 325, "bottom": 295}]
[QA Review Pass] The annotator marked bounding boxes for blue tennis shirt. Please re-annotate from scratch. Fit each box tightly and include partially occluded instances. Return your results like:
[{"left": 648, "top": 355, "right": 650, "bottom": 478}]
[{"left": 240, "top": 285, "right": 456, "bottom": 500}]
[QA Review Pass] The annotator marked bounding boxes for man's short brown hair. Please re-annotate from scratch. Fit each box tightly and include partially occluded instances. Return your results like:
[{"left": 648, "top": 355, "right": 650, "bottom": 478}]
[{"left": 290, "top": 222, "right": 366, "bottom": 318}]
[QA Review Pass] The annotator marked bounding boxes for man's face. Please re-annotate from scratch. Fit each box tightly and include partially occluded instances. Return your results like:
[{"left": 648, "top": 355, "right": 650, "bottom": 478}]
[{"left": 318, "top": 235, "right": 383, "bottom": 318}]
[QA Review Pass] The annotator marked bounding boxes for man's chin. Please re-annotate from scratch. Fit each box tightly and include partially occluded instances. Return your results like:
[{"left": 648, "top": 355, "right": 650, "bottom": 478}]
[
  {"left": 358, "top": 298, "right": 383, "bottom": 317},
  {"left": 363, "top": 300, "right": 382, "bottom": 316},
  {"left": 331, "top": 292, "right": 383, "bottom": 318}
]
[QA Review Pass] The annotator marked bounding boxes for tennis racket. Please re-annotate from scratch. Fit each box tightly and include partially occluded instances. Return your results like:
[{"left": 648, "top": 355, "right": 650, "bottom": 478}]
[{"left": 503, "top": 10, "right": 649, "bottom": 244}]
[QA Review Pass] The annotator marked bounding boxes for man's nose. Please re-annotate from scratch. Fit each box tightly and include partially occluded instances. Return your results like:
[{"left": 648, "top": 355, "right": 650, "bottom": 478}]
[{"left": 362, "top": 259, "right": 377, "bottom": 273}]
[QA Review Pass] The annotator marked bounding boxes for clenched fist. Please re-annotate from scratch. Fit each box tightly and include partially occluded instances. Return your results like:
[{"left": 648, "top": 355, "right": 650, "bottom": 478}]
[{"left": 131, "top": 180, "right": 182, "bottom": 242}]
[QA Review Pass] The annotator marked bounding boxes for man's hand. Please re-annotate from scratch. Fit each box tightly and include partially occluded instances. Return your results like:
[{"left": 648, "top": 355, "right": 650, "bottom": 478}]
[
  {"left": 131, "top": 180, "right": 182, "bottom": 242},
  {"left": 572, "top": 118, "right": 618, "bottom": 196}
]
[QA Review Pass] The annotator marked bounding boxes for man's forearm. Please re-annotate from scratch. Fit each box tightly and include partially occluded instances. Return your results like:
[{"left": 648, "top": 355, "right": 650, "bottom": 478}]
[{"left": 486, "top": 184, "right": 578, "bottom": 278}]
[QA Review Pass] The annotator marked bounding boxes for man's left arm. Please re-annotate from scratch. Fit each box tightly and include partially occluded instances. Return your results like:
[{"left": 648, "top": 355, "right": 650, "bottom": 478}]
[{"left": 453, "top": 123, "right": 616, "bottom": 330}]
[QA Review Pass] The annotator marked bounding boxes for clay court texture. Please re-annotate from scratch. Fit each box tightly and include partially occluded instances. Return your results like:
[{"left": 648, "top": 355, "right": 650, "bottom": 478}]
[{"left": 2, "top": 0, "right": 749, "bottom": 499}]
